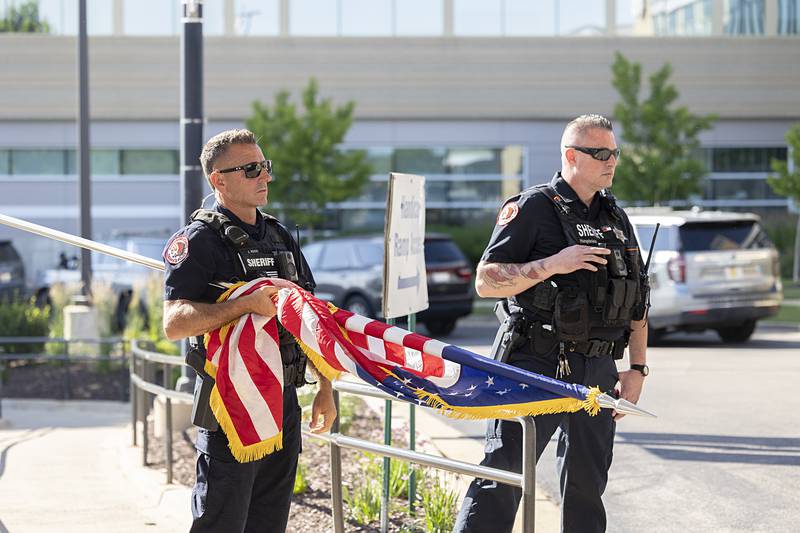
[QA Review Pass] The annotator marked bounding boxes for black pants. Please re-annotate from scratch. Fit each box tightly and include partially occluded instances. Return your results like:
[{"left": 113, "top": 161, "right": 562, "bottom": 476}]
[
  {"left": 453, "top": 349, "right": 619, "bottom": 533},
  {"left": 190, "top": 386, "right": 302, "bottom": 533}
]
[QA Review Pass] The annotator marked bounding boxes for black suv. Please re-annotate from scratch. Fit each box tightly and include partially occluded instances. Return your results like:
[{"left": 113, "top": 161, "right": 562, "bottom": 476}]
[
  {"left": 302, "top": 234, "right": 474, "bottom": 336},
  {"left": 0, "top": 240, "right": 26, "bottom": 300}
]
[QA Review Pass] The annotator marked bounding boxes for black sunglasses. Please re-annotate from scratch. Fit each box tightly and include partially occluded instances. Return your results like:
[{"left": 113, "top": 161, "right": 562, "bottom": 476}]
[
  {"left": 215, "top": 159, "right": 272, "bottom": 178},
  {"left": 565, "top": 146, "right": 621, "bottom": 161}
]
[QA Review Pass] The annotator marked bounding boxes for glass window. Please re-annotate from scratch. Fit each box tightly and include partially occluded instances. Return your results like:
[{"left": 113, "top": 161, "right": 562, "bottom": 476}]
[
  {"left": 707, "top": 178, "right": 783, "bottom": 200},
  {"left": 680, "top": 221, "right": 772, "bottom": 251},
  {"left": 504, "top": 0, "right": 553, "bottom": 36},
  {"left": 424, "top": 239, "right": 466, "bottom": 263},
  {"left": 634, "top": 224, "right": 675, "bottom": 252},
  {"left": 396, "top": 0, "right": 442, "bottom": 35},
  {"left": 0, "top": 150, "right": 9, "bottom": 175},
  {"left": 711, "top": 147, "right": 787, "bottom": 172},
  {"left": 301, "top": 242, "right": 324, "bottom": 269},
  {"left": 66, "top": 149, "right": 121, "bottom": 175},
  {"left": 290, "top": 0, "right": 337, "bottom": 35},
  {"left": 453, "top": 0, "right": 501, "bottom": 36},
  {"left": 778, "top": 0, "right": 800, "bottom": 33},
  {"left": 724, "top": 0, "right": 765, "bottom": 35},
  {"left": 11, "top": 149, "right": 66, "bottom": 174},
  {"left": 362, "top": 148, "right": 392, "bottom": 175},
  {"left": 445, "top": 148, "right": 501, "bottom": 174},
  {"left": 353, "top": 242, "right": 383, "bottom": 266},
  {"left": 121, "top": 150, "right": 178, "bottom": 175},
  {"left": 558, "top": 0, "right": 606, "bottom": 35},
  {"left": 36, "top": 0, "right": 112, "bottom": 35},
  {"left": 341, "top": 0, "right": 391, "bottom": 36},
  {"left": 393, "top": 148, "right": 446, "bottom": 175},
  {"left": 203, "top": 0, "right": 226, "bottom": 36},
  {"left": 234, "top": 0, "right": 279, "bottom": 35},
  {"left": 124, "top": 0, "right": 178, "bottom": 35},
  {"left": 320, "top": 243, "right": 354, "bottom": 270},
  {"left": 616, "top": 0, "right": 636, "bottom": 35}
]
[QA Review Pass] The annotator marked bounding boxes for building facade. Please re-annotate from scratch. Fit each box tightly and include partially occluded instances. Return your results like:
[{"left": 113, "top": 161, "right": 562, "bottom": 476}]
[{"left": 1, "top": 0, "right": 798, "bottom": 283}]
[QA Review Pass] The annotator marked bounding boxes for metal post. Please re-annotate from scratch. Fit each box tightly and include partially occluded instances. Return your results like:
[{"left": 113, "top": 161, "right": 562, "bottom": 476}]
[
  {"left": 142, "top": 359, "right": 149, "bottom": 466},
  {"left": 163, "top": 363, "right": 173, "bottom": 484},
  {"left": 329, "top": 390, "right": 345, "bottom": 533},
  {"left": 381, "top": 318, "right": 394, "bottom": 532},
  {"left": 77, "top": 0, "right": 92, "bottom": 295},
  {"left": 520, "top": 416, "right": 537, "bottom": 533},
  {"left": 63, "top": 340, "right": 71, "bottom": 400},
  {"left": 177, "top": 0, "right": 205, "bottom": 393},
  {"left": 0, "top": 360, "right": 4, "bottom": 419},
  {"left": 131, "top": 352, "right": 137, "bottom": 446},
  {"left": 407, "top": 312, "right": 416, "bottom": 512}
]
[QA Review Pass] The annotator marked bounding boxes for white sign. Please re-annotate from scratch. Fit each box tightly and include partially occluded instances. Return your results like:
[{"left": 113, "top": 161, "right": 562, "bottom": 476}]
[{"left": 382, "top": 172, "right": 428, "bottom": 319}]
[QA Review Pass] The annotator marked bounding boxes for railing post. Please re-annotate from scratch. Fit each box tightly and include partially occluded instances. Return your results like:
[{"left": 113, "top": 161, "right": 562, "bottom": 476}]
[
  {"left": 0, "top": 359, "right": 5, "bottom": 419},
  {"left": 329, "top": 390, "right": 344, "bottom": 533},
  {"left": 63, "top": 339, "right": 71, "bottom": 400},
  {"left": 163, "top": 362, "right": 173, "bottom": 484},
  {"left": 141, "top": 357, "right": 149, "bottom": 466},
  {"left": 520, "top": 416, "right": 537, "bottom": 533},
  {"left": 131, "top": 349, "right": 138, "bottom": 447}
]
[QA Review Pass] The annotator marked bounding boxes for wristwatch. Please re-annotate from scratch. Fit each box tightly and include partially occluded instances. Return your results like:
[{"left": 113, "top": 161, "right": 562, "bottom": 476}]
[{"left": 630, "top": 364, "right": 649, "bottom": 377}]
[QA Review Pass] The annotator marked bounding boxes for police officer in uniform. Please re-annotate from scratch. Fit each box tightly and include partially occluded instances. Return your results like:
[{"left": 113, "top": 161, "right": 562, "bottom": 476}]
[
  {"left": 162, "top": 129, "right": 337, "bottom": 533},
  {"left": 453, "top": 115, "right": 649, "bottom": 533}
]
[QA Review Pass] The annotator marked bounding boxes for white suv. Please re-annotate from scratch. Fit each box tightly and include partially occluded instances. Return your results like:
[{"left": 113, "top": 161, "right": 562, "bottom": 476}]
[{"left": 628, "top": 208, "right": 783, "bottom": 344}]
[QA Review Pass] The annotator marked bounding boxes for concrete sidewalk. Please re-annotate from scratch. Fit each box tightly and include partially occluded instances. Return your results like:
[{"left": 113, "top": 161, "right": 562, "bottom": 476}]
[{"left": 0, "top": 399, "right": 191, "bottom": 533}]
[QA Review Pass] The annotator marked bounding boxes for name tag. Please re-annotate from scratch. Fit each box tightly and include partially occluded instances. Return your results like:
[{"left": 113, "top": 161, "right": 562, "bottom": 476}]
[{"left": 240, "top": 248, "right": 279, "bottom": 277}]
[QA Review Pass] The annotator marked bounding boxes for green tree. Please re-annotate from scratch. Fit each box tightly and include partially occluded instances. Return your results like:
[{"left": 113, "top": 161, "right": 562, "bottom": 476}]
[
  {"left": 767, "top": 124, "right": 800, "bottom": 282},
  {"left": 246, "top": 79, "right": 371, "bottom": 233},
  {"left": 0, "top": 1, "right": 50, "bottom": 33},
  {"left": 611, "top": 52, "right": 715, "bottom": 205}
]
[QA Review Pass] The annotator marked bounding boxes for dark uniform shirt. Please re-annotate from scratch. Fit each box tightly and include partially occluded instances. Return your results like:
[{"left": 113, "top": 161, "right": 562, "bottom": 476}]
[{"left": 162, "top": 203, "right": 314, "bottom": 460}]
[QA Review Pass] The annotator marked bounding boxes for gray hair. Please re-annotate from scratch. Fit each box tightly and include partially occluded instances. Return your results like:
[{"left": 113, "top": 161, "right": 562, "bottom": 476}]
[
  {"left": 200, "top": 129, "right": 257, "bottom": 188},
  {"left": 561, "top": 114, "right": 614, "bottom": 147}
]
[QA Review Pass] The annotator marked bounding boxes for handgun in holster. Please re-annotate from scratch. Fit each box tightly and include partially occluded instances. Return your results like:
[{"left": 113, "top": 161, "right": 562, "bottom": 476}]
[
  {"left": 489, "top": 300, "right": 523, "bottom": 364},
  {"left": 186, "top": 337, "right": 219, "bottom": 431}
]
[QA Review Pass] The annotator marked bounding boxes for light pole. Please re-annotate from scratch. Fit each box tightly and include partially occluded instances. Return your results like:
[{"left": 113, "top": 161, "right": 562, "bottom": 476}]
[{"left": 77, "top": 0, "right": 92, "bottom": 295}]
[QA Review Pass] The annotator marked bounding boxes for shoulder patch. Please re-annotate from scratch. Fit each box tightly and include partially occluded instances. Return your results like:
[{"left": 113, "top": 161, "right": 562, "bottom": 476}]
[
  {"left": 164, "top": 235, "right": 190, "bottom": 265},
  {"left": 497, "top": 202, "right": 520, "bottom": 226}
]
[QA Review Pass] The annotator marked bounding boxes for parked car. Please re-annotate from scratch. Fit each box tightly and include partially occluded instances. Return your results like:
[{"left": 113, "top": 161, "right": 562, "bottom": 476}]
[
  {"left": 629, "top": 208, "right": 783, "bottom": 344},
  {"left": 34, "top": 236, "right": 167, "bottom": 330},
  {"left": 0, "top": 240, "right": 26, "bottom": 300},
  {"left": 302, "top": 234, "right": 474, "bottom": 336}
]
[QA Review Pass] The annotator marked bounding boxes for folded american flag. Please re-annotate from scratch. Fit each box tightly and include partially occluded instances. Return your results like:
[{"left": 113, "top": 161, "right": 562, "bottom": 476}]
[{"left": 204, "top": 278, "right": 602, "bottom": 462}]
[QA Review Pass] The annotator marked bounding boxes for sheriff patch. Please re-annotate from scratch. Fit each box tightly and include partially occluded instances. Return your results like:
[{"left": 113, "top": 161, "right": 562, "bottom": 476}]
[
  {"left": 497, "top": 202, "right": 519, "bottom": 226},
  {"left": 164, "top": 235, "right": 189, "bottom": 265}
]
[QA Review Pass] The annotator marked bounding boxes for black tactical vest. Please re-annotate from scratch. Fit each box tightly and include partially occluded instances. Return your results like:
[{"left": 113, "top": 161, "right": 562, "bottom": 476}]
[
  {"left": 513, "top": 186, "right": 645, "bottom": 343},
  {"left": 190, "top": 208, "right": 310, "bottom": 367}
]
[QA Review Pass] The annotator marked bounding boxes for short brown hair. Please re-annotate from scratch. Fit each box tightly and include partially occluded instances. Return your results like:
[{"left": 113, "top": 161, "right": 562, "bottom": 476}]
[
  {"left": 200, "top": 129, "right": 257, "bottom": 189},
  {"left": 561, "top": 114, "right": 613, "bottom": 147}
]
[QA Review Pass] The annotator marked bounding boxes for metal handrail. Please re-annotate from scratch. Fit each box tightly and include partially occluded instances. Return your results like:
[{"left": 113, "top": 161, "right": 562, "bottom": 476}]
[
  {"left": 125, "top": 341, "right": 537, "bottom": 530},
  {"left": 129, "top": 339, "right": 192, "bottom": 485},
  {"left": 302, "top": 379, "right": 538, "bottom": 533}
]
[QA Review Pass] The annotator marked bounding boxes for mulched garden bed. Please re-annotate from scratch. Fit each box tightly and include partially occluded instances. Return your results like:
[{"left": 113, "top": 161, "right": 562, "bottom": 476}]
[{"left": 1, "top": 359, "right": 129, "bottom": 401}]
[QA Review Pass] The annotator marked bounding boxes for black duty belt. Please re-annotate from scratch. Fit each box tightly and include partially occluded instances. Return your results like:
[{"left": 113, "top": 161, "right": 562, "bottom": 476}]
[{"left": 563, "top": 339, "right": 616, "bottom": 358}]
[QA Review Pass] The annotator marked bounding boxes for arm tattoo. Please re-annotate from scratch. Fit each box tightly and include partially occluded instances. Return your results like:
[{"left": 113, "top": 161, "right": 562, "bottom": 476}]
[{"left": 481, "top": 260, "right": 549, "bottom": 290}]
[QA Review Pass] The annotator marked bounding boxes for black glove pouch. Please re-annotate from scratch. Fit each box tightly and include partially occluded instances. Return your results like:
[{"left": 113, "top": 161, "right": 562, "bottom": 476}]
[{"left": 554, "top": 292, "right": 590, "bottom": 342}]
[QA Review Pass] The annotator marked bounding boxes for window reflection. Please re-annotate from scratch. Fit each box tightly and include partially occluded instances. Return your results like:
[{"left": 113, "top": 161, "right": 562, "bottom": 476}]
[
  {"left": 341, "top": 0, "right": 391, "bottom": 36},
  {"left": 234, "top": 0, "right": 279, "bottom": 35},
  {"left": 396, "top": 0, "right": 442, "bottom": 35},
  {"left": 453, "top": 0, "right": 501, "bottom": 36},
  {"left": 124, "top": 0, "right": 178, "bottom": 35},
  {"left": 724, "top": 0, "right": 765, "bottom": 35},
  {"left": 778, "top": 0, "right": 799, "bottom": 33},
  {"left": 290, "top": 0, "right": 337, "bottom": 35}
]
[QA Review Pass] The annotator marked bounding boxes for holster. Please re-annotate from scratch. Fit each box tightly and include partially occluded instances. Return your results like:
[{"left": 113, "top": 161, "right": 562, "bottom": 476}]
[
  {"left": 186, "top": 338, "right": 219, "bottom": 431},
  {"left": 489, "top": 300, "right": 523, "bottom": 364}
]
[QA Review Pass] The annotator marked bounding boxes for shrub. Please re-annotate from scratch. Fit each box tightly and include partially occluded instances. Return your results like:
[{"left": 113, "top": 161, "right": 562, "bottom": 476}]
[
  {"left": 761, "top": 214, "right": 798, "bottom": 279},
  {"left": 0, "top": 297, "right": 49, "bottom": 354},
  {"left": 428, "top": 223, "right": 495, "bottom": 268}
]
